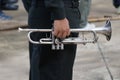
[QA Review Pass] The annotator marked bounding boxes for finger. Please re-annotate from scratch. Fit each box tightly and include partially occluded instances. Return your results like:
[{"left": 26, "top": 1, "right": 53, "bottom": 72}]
[
  {"left": 61, "top": 28, "right": 70, "bottom": 38},
  {"left": 53, "top": 30, "right": 59, "bottom": 37},
  {"left": 67, "top": 30, "right": 70, "bottom": 36},
  {"left": 57, "top": 31, "right": 63, "bottom": 38},
  {"left": 62, "top": 31, "right": 68, "bottom": 38}
]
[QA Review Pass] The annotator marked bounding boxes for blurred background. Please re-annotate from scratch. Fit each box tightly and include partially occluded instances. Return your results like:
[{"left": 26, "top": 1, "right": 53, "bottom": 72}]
[{"left": 0, "top": 0, "right": 120, "bottom": 80}]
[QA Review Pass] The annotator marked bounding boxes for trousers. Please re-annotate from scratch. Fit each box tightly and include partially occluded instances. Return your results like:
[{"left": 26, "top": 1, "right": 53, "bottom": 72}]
[
  {"left": 113, "top": 0, "right": 120, "bottom": 8},
  {"left": 28, "top": 2, "right": 81, "bottom": 80},
  {"left": 79, "top": 0, "right": 91, "bottom": 27}
]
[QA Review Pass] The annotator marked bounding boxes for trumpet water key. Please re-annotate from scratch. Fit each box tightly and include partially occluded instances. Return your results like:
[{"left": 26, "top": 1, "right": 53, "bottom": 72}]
[{"left": 18, "top": 20, "right": 112, "bottom": 50}]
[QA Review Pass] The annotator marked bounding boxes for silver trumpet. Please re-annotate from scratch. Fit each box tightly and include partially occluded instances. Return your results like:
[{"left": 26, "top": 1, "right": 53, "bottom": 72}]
[{"left": 18, "top": 20, "right": 112, "bottom": 50}]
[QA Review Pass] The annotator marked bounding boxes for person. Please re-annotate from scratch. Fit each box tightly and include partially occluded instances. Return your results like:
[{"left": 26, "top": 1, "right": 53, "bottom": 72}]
[
  {"left": 113, "top": 0, "right": 120, "bottom": 14},
  {"left": 22, "top": 0, "right": 81, "bottom": 80},
  {"left": 0, "top": 10, "right": 12, "bottom": 20},
  {"left": 79, "top": 0, "right": 95, "bottom": 28},
  {"left": 0, "top": 0, "right": 18, "bottom": 20}
]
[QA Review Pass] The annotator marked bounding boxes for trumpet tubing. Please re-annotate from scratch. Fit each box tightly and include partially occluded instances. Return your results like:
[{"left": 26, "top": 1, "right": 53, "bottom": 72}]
[{"left": 18, "top": 20, "right": 112, "bottom": 50}]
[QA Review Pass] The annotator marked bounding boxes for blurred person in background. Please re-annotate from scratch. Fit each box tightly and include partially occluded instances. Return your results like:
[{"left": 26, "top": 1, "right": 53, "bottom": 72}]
[
  {"left": 113, "top": 0, "right": 120, "bottom": 14},
  {"left": 79, "top": 0, "right": 95, "bottom": 28},
  {"left": 0, "top": 0, "right": 18, "bottom": 20}
]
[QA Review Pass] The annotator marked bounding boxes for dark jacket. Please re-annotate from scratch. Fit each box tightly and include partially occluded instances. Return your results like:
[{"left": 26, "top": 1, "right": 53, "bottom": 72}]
[
  {"left": 22, "top": 0, "right": 79, "bottom": 20},
  {"left": 22, "top": 0, "right": 31, "bottom": 12},
  {"left": 113, "top": 0, "right": 120, "bottom": 8}
]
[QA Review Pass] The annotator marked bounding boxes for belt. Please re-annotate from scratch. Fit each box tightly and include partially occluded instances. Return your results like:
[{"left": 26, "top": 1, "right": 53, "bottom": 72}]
[{"left": 32, "top": 0, "right": 79, "bottom": 8}]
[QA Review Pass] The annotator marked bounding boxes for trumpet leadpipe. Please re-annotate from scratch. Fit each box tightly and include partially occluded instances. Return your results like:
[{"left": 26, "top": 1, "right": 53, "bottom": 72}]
[{"left": 18, "top": 27, "right": 52, "bottom": 32}]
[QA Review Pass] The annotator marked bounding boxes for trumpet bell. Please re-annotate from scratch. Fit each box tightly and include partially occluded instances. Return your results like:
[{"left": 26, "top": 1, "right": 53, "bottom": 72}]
[
  {"left": 105, "top": 20, "right": 112, "bottom": 41},
  {"left": 92, "top": 20, "right": 112, "bottom": 41}
]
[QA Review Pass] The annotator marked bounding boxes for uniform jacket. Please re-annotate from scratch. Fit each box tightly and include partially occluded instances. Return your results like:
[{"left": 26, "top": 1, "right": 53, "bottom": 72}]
[
  {"left": 22, "top": 0, "right": 79, "bottom": 20},
  {"left": 113, "top": 0, "right": 120, "bottom": 8}
]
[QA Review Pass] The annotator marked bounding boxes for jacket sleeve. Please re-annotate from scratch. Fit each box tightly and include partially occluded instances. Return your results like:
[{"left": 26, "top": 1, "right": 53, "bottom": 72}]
[
  {"left": 44, "top": 0, "right": 66, "bottom": 20},
  {"left": 22, "top": 0, "right": 31, "bottom": 12}
]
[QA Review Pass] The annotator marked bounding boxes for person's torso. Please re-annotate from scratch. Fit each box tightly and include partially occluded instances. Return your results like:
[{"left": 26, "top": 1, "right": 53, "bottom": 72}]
[
  {"left": 31, "top": 0, "right": 79, "bottom": 8},
  {"left": 28, "top": 0, "right": 80, "bottom": 29}
]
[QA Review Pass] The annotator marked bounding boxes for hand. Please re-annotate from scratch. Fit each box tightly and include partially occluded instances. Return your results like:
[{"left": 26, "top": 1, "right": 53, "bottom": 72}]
[{"left": 53, "top": 18, "right": 70, "bottom": 38}]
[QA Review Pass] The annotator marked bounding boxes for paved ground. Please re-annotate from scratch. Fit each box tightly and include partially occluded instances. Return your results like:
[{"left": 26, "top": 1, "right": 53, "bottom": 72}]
[{"left": 0, "top": 0, "right": 120, "bottom": 80}]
